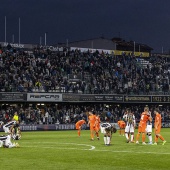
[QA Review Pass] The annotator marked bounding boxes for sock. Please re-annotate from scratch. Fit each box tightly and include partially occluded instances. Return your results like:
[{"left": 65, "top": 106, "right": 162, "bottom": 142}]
[
  {"left": 0, "top": 141, "right": 3, "bottom": 147},
  {"left": 104, "top": 137, "right": 107, "bottom": 145},
  {"left": 147, "top": 133, "right": 149, "bottom": 139},
  {"left": 136, "top": 133, "right": 140, "bottom": 142},
  {"left": 119, "top": 130, "right": 121, "bottom": 135},
  {"left": 131, "top": 134, "right": 134, "bottom": 141},
  {"left": 148, "top": 135, "right": 152, "bottom": 143},
  {"left": 90, "top": 130, "right": 94, "bottom": 139},
  {"left": 155, "top": 136, "right": 158, "bottom": 143},
  {"left": 96, "top": 132, "right": 99, "bottom": 138},
  {"left": 159, "top": 135, "right": 165, "bottom": 141},
  {"left": 125, "top": 133, "right": 129, "bottom": 140},
  {"left": 106, "top": 137, "right": 110, "bottom": 145},
  {"left": 78, "top": 130, "right": 80, "bottom": 136},
  {"left": 8, "top": 143, "right": 15, "bottom": 148},
  {"left": 142, "top": 133, "right": 146, "bottom": 143}
]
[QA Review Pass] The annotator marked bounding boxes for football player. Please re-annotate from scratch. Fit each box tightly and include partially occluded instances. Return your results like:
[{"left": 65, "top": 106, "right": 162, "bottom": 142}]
[
  {"left": 136, "top": 107, "right": 152, "bottom": 145},
  {"left": 146, "top": 110, "right": 153, "bottom": 144},
  {"left": 88, "top": 111, "right": 96, "bottom": 141},
  {"left": 3, "top": 120, "right": 18, "bottom": 134},
  {"left": 75, "top": 118, "right": 86, "bottom": 137},
  {"left": 0, "top": 134, "right": 19, "bottom": 148},
  {"left": 100, "top": 122, "right": 117, "bottom": 145},
  {"left": 11, "top": 122, "right": 21, "bottom": 140},
  {"left": 123, "top": 109, "right": 136, "bottom": 143},
  {"left": 153, "top": 109, "right": 166, "bottom": 145},
  {"left": 117, "top": 119, "right": 126, "bottom": 136},
  {"left": 94, "top": 113, "right": 101, "bottom": 140}
]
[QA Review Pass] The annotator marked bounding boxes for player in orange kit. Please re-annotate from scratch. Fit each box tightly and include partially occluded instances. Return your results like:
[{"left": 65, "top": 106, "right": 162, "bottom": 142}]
[
  {"left": 136, "top": 107, "right": 151, "bottom": 145},
  {"left": 94, "top": 113, "right": 101, "bottom": 140},
  {"left": 88, "top": 111, "right": 96, "bottom": 140},
  {"left": 153, "top": 109, "right": 166, "bottom": 145},
  {"left": 75, "top": 118, "right": 86, "bottom": 137},
  {"left": 117, "top": 120, "right": 126, "bottom": 136}
]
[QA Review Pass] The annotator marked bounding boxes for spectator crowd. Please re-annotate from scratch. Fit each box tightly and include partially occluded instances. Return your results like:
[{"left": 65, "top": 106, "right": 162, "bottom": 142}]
[
  {"left": 0, "top": 44, "right": 170, "bottom": 126},
  {"left": 0, "top": 44, "right": 170, "bottom": 94},
  {"left": 0, "top": 104, "right": 170, "bottom": 125}
]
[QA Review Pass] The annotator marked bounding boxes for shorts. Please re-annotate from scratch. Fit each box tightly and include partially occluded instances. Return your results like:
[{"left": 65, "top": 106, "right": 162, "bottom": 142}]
[
  {"left": 155, "top": 127, "right": 161, "bottom": 134},
  {"left": 146, "top": 125, "right": 152, "bottom": 133},
  {"left": 138, "top": 122, "right": 146, "bottom": 133},
  {"left": 120, "top": 124, "right": 126, "bottom": 129},
  {"left": 95, "top": 127, "right": 100, "bottom": 132},
  {"left": 100, "top": 126, "right": 106, "bottom": 134},
  {"left": 3, "top": 126, "right": 10, "bottom": 133},
  {"left": 76, "top": 125, "right": 80, "bottom": 130},
  {"left": 125, "top": 124, "right": 134, "bottom": 133},
  {"left": 90, "top": 125, "right": 95, "bottom": 131}
]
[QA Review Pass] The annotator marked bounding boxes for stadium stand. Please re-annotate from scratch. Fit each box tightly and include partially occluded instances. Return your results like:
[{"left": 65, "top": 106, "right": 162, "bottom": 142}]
[
  {"left": 0, "top": 42, "right": 170, "bottom": 126},
  {"left": 0, "top": 103, "right": 170, "bottom": 125},
  {"left": 0, "top": 43, "right": 169, "bottom": 95}
]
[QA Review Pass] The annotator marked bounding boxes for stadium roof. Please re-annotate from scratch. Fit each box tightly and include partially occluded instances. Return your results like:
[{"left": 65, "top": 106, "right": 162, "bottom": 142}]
[
  {"left": 58, "top": 37, "right": 117, "bottom": 50},
  {"left": 58, "top": 37, "right": 153, "bottom": 52},
  {"left": 112, "top": 37, "right": 153, "bottom": 51}
]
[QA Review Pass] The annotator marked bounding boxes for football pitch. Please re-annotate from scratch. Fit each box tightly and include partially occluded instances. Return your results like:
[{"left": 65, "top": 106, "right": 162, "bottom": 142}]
[{"left": 1, "top": 129, "right": 170, "bottom": 170}]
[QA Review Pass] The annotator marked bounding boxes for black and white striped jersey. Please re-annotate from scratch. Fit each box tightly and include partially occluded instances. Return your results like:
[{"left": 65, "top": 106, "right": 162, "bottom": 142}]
[
  {"left": 3, "top": 121, "right": 16, "bottom": 128},
  {"left": 123, "top": 114, "right": 135, "bottom": 126},
  {"left": 0, "top": 135, "right": 7, "bottom": 141}
]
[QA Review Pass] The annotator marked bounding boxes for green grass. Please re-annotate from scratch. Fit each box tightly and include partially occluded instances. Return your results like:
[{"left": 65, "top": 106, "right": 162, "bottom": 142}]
[{"left": 1, "top": 129, "right": 170, "bottom": 170}]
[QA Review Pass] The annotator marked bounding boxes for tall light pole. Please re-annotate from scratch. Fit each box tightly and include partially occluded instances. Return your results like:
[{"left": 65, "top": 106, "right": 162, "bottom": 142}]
[
  {"left": 45, "top": 32, "right": 47, "bottom": 46},
  {"left": 66, "top": 39, "right": 68, "bottom": 47},
  {"left": 5, "top": 16, "right": 6, "bottom": 43},
  {"left": 40, "top": 36, "right": 42, "bottom": 45},
  {"left": 19, "top": 17, "right": 21, "bottom": 44},
  {"left": 12, "top": 34, "right": 14, "bottom": 43},
  {"left": 134, "top": 41, "right": 135, "bottom": 53}
]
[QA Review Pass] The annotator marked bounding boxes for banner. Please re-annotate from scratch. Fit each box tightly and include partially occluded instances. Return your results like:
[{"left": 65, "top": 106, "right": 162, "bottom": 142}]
[
  {"left": 152, "top": 96, "right": 170, "bottom": 103},
  {"left": 94, "top": 95, "right": 123, "bottom": 102},
  {"left": 62, "top": 94, "right": 80, "bottom": 101},
  {"left": 124, "top": 95, "right": 151, "bottom": 102},
  {"left": 0, "top": 124, "right": 76, "bottom": 132},
  {"left": 63, "top": 94, "right": 123, "bottom": 102},
  {"left": 27, "top": 93, "right": 62, "bottom": 102},
  {"left": 70, "top": 47, "right": 112, "bottom": 54},
  {"left": 0, "top": 93, "right": 169, "bottom": 103},
  {"left": 0, "top": 93, "right": 26, "bottom": 101}
]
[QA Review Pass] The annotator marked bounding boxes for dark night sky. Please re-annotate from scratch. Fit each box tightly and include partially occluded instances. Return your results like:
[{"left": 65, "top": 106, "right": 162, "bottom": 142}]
[{"left": 0, "top": 0, "right": 170, "bottom": 52}]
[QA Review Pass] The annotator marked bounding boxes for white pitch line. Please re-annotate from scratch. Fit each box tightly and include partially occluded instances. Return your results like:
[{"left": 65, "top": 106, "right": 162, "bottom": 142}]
[
  {"left": 22, "top": 145, "right": 170, "bottom": 155},
  {"left": 21, "top": 143, "right": 170, "bottom": 155},
  {"left": 23, "top": 142, "right": 95, "bottom": 151},
  {"left": 93, "top": 149, "right": 170, "bottom": 155}
]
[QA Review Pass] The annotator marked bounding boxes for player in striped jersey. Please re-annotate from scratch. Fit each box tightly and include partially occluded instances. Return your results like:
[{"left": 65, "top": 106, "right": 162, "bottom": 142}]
[
  {"left": 3, "top": 120, "right": 18, "bottom": 134},
  {"left": 123, "top": 109, "right": 136, "bottom": 143},
  {"left": 100, "top": 122, "right": 117, "bottom": 145},
  {"left": 0, "top": 134, "right": 19, "bottom": 148}
]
